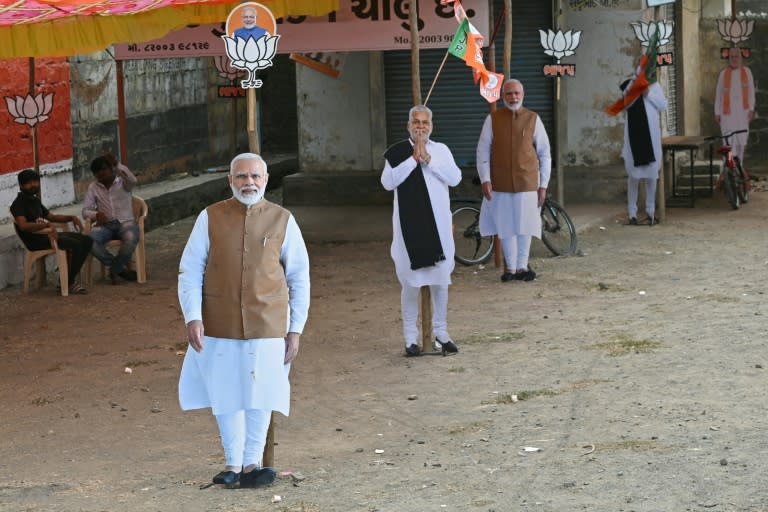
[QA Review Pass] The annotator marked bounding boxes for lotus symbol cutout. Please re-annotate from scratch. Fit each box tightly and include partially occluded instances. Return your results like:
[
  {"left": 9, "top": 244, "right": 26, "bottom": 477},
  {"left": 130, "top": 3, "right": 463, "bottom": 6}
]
[
  {"left": 5, "top": 93, "right": 54, "bottom": 127},
  {"left": 631, "top": 20, "right": 674, "bottom": 47},
  {"left": 539, "top": 29, "right": 582, "bottom": 63},
  {"left": 717, "top": 18, "right": 754, "bottom": 44},
  {"left": 213, "top": 55, "right": 245, "bottom": 82},
  {"left": 222, "top": 34, "right": 280, "bottom": 88}
]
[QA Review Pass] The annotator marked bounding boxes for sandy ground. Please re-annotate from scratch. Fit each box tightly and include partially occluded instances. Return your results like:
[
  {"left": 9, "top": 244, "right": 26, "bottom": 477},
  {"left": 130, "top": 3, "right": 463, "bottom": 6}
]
[{"left": 1, "top": 189, "right": 767, "bottom": 512}]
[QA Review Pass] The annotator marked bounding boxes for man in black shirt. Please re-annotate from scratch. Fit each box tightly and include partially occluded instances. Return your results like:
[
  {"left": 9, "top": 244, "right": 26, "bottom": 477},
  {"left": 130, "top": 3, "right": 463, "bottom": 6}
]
[{"left": 10, "top": 169, "right": 93, "bottom": 294}]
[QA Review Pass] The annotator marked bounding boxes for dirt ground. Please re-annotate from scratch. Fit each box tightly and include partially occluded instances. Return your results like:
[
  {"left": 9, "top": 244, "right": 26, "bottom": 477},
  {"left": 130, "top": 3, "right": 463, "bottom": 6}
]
[{"left": 1, "top": 189, "right": 767, "bottom": 512}]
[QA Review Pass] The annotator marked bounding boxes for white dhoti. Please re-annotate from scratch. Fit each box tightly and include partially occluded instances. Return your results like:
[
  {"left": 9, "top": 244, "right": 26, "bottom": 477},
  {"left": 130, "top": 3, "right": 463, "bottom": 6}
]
[
  {"left": 178, "top": 337, "right": 291, "bottom": 416},
  {"left": 479, "top": 191, "right": 542, "bottom": 239}
]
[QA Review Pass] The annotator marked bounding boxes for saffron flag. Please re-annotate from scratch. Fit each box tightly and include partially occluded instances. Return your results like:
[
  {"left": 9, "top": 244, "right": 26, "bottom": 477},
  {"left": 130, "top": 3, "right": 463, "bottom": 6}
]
[
  {"left": 605, "top": 31, "right": 659, "bottom": 116},
  {"left": 448, "top": 18, "right": 486, "bottom": 74},
  {"left": 479, "top": 71, "right": 504, "bottom": 103}
]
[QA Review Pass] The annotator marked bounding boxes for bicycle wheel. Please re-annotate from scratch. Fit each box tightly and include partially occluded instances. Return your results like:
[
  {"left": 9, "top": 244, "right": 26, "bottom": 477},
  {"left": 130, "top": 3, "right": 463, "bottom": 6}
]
[
  {"left": 724, "top": 168, "right": 740, "bottom": 209},
  {"left": 540, "top": 199, "right": 577, "bottom": 256},
  {"left": 451, "top": 205, "right": 494, "bottom": 266},
  {"left": 735, "top": 157, "right": 749, "bottom": 204}
]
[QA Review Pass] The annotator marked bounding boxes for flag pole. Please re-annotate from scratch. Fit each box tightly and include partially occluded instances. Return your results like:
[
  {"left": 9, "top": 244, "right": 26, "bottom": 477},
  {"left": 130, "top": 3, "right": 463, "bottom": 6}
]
[{"left": 424, "top": 49, "right": 451, "bottom": 106}]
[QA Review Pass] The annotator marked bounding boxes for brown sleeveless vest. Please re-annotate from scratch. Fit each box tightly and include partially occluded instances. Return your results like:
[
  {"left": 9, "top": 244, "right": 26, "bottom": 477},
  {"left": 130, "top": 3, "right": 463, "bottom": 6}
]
[
  {"left": 202, "top": 198, "right": 290, "bottom": 340},
  {"left": 490, "top": 107, "right": 540, "bottom": 193}
]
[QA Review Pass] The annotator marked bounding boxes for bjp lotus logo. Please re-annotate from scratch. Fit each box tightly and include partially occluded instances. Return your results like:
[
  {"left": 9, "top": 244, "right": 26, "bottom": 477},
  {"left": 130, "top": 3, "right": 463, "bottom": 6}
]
[
  {"left": 222, "top": 2, "right": 280, "bottom": 88},
  {"left": 539, "top": 29, "right": 582, "bottom": 63},
  {"left": 213, "top": 55, "right": 246, "bottom": 82},
  {"left": 4, "top": 93, "right": 54, "bottom": 127},
  {"left": 631, "top": 20, "right": 674, "bottom": 47},
  {"left": 717, "top": 18, "right": 754, "bottom": 44}
]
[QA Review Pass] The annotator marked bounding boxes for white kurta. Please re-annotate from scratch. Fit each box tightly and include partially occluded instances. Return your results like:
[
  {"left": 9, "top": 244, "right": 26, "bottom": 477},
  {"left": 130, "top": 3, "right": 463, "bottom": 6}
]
[
  {"left": 177, "top": 207, "right": 310, "bottom": 416},
  {"left": 476, "top": 112, "right": 552, "bottom": 239},
  {"left": 622, "top": 82, "right": 668, "bottom": 180},
  {"left": 380, "top": 139, "right": 462, "bottom": 288},
  {"left": 714, "top": 65, "right": 755, "bottom": 157}
]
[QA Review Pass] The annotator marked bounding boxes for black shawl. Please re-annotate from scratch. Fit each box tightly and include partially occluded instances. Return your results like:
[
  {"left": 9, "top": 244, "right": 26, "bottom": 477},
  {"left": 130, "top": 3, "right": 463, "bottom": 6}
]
[
  {"left": 621, "top": 79, "right": 655, "bottom": 167},
  {"left": 384, "top": 139, "right": 445, "bottom": 270}
]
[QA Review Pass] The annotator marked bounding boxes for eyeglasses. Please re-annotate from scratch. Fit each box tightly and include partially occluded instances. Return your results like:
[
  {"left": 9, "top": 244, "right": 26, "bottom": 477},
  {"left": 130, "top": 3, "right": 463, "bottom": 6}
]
[{"left": 233, "top": 172, "right": 265, "bottom": 181}]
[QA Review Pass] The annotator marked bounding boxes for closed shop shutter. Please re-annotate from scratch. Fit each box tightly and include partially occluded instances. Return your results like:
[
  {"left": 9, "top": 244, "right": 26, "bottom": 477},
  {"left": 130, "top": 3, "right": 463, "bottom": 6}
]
[
  {"left": 663, "top": 2, "right": 678, "bottom": 135},
  {"left": 384, "top": 0, "right": 554, "bottom": 166}
]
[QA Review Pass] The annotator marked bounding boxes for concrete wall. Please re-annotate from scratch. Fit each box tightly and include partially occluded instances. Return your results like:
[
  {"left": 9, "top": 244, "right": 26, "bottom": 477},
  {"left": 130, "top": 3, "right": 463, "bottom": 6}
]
[
  {"left": 296, "top": 52, "right": 374, "bottom": 171},
  {"left": 69, "top": 52, "right": 213, "bottom": 197}
]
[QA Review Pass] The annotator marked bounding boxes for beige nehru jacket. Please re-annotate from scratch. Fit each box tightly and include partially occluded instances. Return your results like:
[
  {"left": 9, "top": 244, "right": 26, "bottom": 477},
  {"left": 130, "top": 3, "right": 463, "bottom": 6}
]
[
  {"left": 490, "top": 107, "right": 540, "bottom": 193},
  {"left": 202, "top": 198, "right": 290, "bottom": 340}
]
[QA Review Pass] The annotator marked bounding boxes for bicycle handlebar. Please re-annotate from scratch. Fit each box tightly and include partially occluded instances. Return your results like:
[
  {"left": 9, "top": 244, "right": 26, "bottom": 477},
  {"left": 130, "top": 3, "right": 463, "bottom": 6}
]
[{"left": 704, "top": 129, "right": 748, "bottom": 142}]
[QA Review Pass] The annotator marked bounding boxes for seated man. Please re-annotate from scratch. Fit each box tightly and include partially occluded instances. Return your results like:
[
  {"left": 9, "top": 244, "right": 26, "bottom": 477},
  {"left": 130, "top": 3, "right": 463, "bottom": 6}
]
[
  {"left": 11, "top": 169, "right": 93, "bottom": 294},
  {"left": 82, "top": 154, "right": 139, "bottom": 284}
]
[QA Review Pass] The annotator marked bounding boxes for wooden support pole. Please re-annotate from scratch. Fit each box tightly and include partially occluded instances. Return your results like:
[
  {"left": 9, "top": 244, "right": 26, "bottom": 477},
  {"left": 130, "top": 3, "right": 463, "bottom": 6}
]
[
  {"left": 263, "top": 412, "right": 275, "bottom": 467},
  {"left": 247, "top": 84, "right": 273, "bottom": 466},
  {"left": 494, "top": 0, "right": 512, "bottom": 269},
  {"left": 28, "top": 58, "right": 39, "bottom": 176},
  {"left": 247, "top": 87, "right": 260, "bottom": 153},
  {"left": 420, "top": 286, "right": 432, "bottom": 353},
  {"left": 654, "top": 5, "right": 666, "bottom": 222},
  {"left": 410, "top": 0, "right": 421, "bottom": 105},
  {"left": 116, "top": 60, "right": 128, "bottom": 165},
  {"left": 503, "top": 0, "right": 511, "bottom": 80},
  {"left": 406, "top": 0, "right": 432, "bottom": 350}
]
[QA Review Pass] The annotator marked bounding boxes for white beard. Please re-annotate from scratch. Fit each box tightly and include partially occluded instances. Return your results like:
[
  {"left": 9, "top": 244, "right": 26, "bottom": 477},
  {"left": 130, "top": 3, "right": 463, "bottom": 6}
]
[
  {"left": 231, "top": 184, "right": 265, "bottom": 206},
  {"left": 504, "top": 100, "right": 523, "bottom": 111}
]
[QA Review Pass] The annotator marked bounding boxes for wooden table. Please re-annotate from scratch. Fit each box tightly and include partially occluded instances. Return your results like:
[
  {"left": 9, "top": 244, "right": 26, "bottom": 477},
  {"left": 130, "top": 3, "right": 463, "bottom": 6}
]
[{"left": 661, "top": 135, "right": 712, "bottom": 208}]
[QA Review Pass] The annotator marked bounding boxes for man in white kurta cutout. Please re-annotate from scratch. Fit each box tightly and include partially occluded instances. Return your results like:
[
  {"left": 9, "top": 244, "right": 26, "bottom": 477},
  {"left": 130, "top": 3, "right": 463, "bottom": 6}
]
[
  {"left": 381, "top": 105, "right": 462, "bottom": 357},
  {"left": 178, "top": 153, "right": 310, "bottom": 489},
  {"left": 715, "top": 47, "right": 755, "bottom": 168},
  {"left": 476, "top": 79, "right": 551, "bottom": 282},
  {"left": 621, "top": 80, "right": 667, "bottom": 226}
]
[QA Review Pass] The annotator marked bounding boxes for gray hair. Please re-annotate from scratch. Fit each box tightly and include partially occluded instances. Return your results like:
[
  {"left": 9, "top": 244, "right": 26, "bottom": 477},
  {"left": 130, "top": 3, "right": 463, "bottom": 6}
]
[
  {"left": 230, "top": 152, "right": 268, "bottom": 175},
  {"left": 408, "top": 105, "right": 433, "bottom": 122},
  {"left": 503, "top": 78, "right": 523, "bottom": 90}
]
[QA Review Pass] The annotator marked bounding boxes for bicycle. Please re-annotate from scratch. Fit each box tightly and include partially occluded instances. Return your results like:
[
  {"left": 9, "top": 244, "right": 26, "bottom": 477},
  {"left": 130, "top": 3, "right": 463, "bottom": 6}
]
[
  {"left": 451, "top": 195, "right": 577, "bottom": 266},
  {"left": 705, "top": 129, "right": 749, "bottom": 210}
]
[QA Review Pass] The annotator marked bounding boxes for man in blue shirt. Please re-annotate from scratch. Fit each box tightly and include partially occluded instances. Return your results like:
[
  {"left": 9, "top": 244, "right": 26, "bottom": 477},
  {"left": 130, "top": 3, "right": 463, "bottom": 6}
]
[{"left": 234, "top": 7, "right": 267, "bottom": 41}]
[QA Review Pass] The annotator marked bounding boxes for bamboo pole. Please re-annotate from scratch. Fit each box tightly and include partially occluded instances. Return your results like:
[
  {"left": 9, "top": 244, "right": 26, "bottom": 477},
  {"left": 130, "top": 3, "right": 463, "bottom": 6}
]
[{"left": 424, "top": 50, "right": 450, "bottom": 106}]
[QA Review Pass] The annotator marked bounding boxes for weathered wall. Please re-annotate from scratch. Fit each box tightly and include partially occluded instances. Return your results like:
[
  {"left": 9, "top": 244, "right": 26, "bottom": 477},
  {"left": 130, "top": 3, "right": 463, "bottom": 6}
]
[
  {"left": 0, "top": 57, "right": 74, "bottom": 219},
  {"left": 69, "top": 52, "right": 212, "bottom": 198},
  {"left": 296, "top": 52, "right": 374, "bottom": 171},
  {"left": 561, "top": 8, "right": 640, "bottom": 169}
]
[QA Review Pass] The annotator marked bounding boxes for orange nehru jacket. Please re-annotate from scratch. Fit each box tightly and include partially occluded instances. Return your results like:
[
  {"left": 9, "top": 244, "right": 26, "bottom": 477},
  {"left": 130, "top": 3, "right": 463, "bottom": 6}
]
[
  {"left": 202, "top": 198, "right": 290, "bottom": 340},
  {"left": 490, "top": 107, "right": 540, "bottom": 193}
]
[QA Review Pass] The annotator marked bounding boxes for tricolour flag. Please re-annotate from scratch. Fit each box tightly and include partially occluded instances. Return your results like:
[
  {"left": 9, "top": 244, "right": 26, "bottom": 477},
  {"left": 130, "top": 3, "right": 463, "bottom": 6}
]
[
  {"left": 452, "top": 0, "right": 484, "bottom": 46},
  {"left": 448, "top": 18, "right": 486, "bottom": 74}
]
